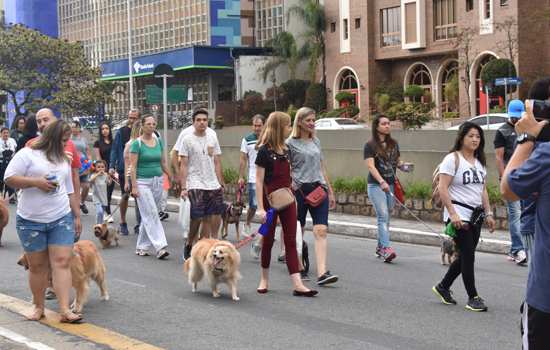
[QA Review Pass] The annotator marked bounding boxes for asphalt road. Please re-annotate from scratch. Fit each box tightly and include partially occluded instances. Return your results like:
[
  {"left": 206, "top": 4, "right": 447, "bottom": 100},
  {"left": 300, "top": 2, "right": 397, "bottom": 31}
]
[{"left": 0, "top": 205, "right": 527, "bottom": 350}]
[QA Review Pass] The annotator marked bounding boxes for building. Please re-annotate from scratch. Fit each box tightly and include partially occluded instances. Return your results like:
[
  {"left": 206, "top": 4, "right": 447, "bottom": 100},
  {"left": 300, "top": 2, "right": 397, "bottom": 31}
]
[{"left": 324, "top": 0, "right": 550, "bottom": 120}]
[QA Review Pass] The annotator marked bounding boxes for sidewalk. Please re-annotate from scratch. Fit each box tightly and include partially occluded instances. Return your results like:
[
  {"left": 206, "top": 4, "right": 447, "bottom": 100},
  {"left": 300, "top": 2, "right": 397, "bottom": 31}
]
[{"left": 100, "top": 192, "right": 511, "bottom": 255}]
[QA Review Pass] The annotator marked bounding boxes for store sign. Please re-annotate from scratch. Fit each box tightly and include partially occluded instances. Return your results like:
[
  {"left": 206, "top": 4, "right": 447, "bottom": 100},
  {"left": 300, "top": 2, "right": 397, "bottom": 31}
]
[
  {"left": 133, "top": 62, "right": 154, "bottom": 74},
  {"left": 145, "top": 85, "right": 188, "bottom": 104}
]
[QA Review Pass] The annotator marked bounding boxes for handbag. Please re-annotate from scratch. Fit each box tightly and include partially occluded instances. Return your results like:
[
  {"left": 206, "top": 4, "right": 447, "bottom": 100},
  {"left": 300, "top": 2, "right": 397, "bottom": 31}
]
[
  {"left": 393, "top": 177, "right": 405, "bottom": 204},
  {"left": 300, "top": 185, "right": 327, "bottom": 207},
  {"left": 267, "top": 187, "right": 295, "bottom": 210}
]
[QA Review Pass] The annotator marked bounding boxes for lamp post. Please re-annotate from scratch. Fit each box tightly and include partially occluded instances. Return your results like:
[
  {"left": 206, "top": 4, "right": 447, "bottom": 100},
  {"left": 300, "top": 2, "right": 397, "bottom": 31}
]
[{"left": 127, "top": 0, "right": 134, "bottom": 110}]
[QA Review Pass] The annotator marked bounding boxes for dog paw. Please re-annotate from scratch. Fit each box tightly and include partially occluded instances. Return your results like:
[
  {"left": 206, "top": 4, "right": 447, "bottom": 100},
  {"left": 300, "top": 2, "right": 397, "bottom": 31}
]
[
  {"left": 101, "top": 294, "right": 110, "bottom": 301},
  {"left": 212, "top": 291, "right": 221, "bottom": 298},
  {"left": 232, "top": 296, "right": 240, "bottom": 301}
]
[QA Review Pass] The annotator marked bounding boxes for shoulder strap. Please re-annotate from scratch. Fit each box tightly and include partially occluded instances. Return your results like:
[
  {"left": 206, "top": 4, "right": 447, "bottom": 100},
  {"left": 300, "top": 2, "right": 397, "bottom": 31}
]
[{"left": 453, "top": 151, "right": 459, "bottom": 176}]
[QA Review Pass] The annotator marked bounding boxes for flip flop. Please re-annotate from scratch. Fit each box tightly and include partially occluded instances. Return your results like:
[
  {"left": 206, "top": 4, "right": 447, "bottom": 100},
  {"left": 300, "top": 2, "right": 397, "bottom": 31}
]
[{"left": 59, "top": 313, "right": 83, "bottom": 324}]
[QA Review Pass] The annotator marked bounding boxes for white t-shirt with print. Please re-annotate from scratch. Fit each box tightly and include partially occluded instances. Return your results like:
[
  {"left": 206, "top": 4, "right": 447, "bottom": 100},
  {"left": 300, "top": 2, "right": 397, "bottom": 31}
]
[
  {"left": 439, "top": 152, "right": 486, "bottom": 222},
  {"left": 179, "top": 132, "right": 222, "bottom": 190},
  {"left": 172, "top": 126, "right": 217, "bottom": 154},
  {"left": 240, "top": 134, "right": 259, "bottom": 184},
  {"left": 4, "top": 148, "right": 73, "bottom": 223}
]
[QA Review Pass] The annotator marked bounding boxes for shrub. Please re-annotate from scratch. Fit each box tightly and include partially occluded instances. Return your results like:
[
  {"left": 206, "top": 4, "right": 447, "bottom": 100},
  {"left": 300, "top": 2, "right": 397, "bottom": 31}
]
[
  {"left": 480, "top": 58, "right": 518, "bottom": 97},
  {"left": 287, "top": 104, "right": 298, "bottom": 123},
  {"left": 444, "top": 73, "right": 459, "bottom": 110},
  {"left": 404, "top": 181, "right": 432, "bottom": 200},
  {"left": 335, "top": 91, "right": 355, "bottom": 104},
  {"left": 374, "top": 82, "right": 403, "bottom": 102},
  {"left": 265, "top": 85, "right": 289, "bottom": 111},
  {"left": 404, "top": 85, "right": 425, "bottom": 101},
  {"left": 331, "top": 177, "right": 368, "bottom": 193},
  {"left": 243, "top": 93, "right": 265, "bottom": 119},
  {"left": 304, "top": 83, "right": 327, "bottom": 112},
  {"left": 280, "top": 80, "right": 310, "bottom": 107},
  {"left": 443, "top": 111, "right": 460, "bottom": 119},
  {"left": 486, "top": 183, "right": 503, "bottom": 205},
  {"left": 223, "top": 167, "right": 239, "bottom": 185},
  {"left": 214, "top": 115, "right": 224, "bottom": 129},
  {"left": 387, "top": 101, "right": 433, "bottom": 129},
  {"left": 375, "top": 93, "right": 391, "bottom": 113},
  {"left": 490, "top": 105, "right": 506, "bottom": 113},
  {"left": 319, "top": 106, "right": 360, "bottom": 119}
]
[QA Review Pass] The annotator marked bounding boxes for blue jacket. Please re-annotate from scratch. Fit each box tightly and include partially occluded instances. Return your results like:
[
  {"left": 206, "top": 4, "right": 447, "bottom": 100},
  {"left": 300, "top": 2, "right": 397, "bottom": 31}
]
[{"left": 110, "top": 128, "right": 126, "bottom": 172}]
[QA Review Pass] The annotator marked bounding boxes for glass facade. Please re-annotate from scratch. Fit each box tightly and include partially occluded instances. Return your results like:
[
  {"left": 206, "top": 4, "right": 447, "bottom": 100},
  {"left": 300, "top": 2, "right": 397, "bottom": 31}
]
[
  {"left": 381, "top": 7, "right": 401, "bottom": 47},
  {"left": 255, "top": 0, "right": 284, "bottom": 47}
]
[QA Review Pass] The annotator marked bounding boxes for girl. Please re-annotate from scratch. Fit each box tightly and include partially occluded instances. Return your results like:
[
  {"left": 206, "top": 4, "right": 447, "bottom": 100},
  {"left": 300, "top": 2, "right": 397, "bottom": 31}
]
[
  {"left": 71, "top": 121, "right": 92, "bottom": 215},
  {"left": 90, "top": 160, "right": 111, "bottom": 224},
  {"left": 93, "top": 122, "right": 114, "bottom": 219},
  {"left": 432, "top": 122, "right": 496, "bottom": 312},
  {"left": 255, "top": 111, "right": 317, "bottom": 297}
]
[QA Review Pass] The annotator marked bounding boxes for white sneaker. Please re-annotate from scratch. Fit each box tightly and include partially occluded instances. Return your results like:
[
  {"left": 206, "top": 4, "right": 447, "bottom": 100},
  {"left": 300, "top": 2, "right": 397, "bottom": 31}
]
[
  {"left": 107, "top": 215, "right": 114, "bottom": 223},
  {"left": 515, "top": 250, "right": 527, "bottom": 265}
]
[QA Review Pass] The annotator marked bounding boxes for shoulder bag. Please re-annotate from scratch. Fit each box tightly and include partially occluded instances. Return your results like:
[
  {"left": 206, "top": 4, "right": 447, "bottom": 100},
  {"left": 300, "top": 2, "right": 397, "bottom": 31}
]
[{"left": 267, "top": 187, "right": 295, "bottom": 211}]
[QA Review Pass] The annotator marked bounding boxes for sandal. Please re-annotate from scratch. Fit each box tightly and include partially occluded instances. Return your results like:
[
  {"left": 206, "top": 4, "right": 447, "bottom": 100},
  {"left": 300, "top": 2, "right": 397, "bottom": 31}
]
[
  {"left": 135, "top": 249, "right": 149, "bottom": 256},
  {"left": 59, "top": 312, "right": 83, "bottom": 324},
  {"left": 26, "top": 307, "right": 44, "bottom": 321}
]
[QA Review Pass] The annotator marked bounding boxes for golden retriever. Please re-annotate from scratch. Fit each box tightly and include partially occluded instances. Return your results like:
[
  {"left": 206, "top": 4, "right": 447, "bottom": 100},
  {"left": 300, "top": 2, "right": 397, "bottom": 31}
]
[
  {"left": 17, "top": 240, "right": 109, "bottom": 313},
  {"left": 183, "top": 239, "right": 241, "bottom": 301},
  {"left": 93, "top": 223, "right": 120, "bottom": 249}
]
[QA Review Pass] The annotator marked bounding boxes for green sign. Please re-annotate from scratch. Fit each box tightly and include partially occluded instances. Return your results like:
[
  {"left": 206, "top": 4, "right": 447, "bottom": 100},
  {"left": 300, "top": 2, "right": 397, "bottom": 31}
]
[{"left": 145, "top": 85, "right": 187, "bottom": 104}]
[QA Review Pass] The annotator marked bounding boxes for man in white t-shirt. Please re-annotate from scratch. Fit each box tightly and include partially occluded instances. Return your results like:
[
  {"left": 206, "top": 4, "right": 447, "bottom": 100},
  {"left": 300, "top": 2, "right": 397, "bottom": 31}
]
[
  {"left": 179, "top": 109, "right": 225, "bottom": 260},
  {"left": 238, "top": 115, "right": 265, "bottom": 258}
]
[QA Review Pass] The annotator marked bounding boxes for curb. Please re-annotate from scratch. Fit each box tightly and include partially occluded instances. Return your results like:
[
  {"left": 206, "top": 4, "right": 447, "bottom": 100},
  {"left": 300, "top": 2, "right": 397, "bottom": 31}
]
[{"left": 97, "top": 195, "right": 510, "bottom": 255}]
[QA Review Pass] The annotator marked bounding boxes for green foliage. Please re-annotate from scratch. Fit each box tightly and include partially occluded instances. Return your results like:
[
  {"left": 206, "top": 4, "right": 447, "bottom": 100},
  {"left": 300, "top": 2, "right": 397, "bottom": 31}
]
[
  {"left": 287, "top": 104, "right": 298, "bottom": 122},
  {"left": 374, "top": 82, "right": 404, "bottom": 103},
  {"left": 443, "top": 111, "right": 460, "bottom": 119},
  {"left": 280, "top": 80, "right": 310, "bottom": 107},
  {"left": 243, "top": 93, "right": 265, "bottom": 120},
  {"left": 444, "top": 73, "right": 459, "bottom": 110},
  {"left": 214, "top": 116, "right": 224, "bottom": 129},
  {"left": 335, "top": 91, "right": 355, "bottom": 103},
  {"left": 376, "top": 93, "right": 391, "bottom": 113},
  {"left": 223, "top": 167, "right": 239, "bottom": 185},
  {"left": 0, "top": 25, "right": 113, "bottom": 116},
  {"left": 387, "top": 102, "right": 434, "bottom": 129},
  {"left": 319, "top": 105, "right": 360, "bottom": 119},
  {"left": 261, "top": 32, "right": 301, "bottom": 82},
  {"left": 480, "top": 58, "right": 518, "bottom": 96},
  {"left": 404, "top": 85, "right": 425, "bottom": 100},
  {"left": 304, "top": 83, "right": 327, "bottom": 112},
  {"left": 331, "top": 177, "right": 368, "bottom": 193},
  {"left": 243, "top": 90, "right": 262, "bottom": 99},
  {"left": 265, "top": 85, "right": 289, "bottom": 111},
  {"left": 404, "top": 181, "right": 432, "bottom": 200},
  {"left": 490, "top": 106, "right": 507, "bottom": 113},
  {"left": 486, "top": 183, "right": 503, "bottom": 205}
]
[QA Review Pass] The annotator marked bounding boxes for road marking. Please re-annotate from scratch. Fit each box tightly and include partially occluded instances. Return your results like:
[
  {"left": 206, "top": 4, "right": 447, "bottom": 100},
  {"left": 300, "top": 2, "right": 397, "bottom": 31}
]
[
  {"left": 0, "top": 293, "right": 163, "bottom": 350},
  {"left": 0, "top": 326, "right": 56, "bottom": 350},
  {"left": 113, "top": 278, "right": 146, "bottom": 288}
]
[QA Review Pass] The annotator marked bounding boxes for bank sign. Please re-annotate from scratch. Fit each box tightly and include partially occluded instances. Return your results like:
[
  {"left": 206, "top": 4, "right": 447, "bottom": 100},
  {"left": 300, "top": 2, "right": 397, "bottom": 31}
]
[{"left": 100, "top": 46, "right": 233, "bottom": 80}]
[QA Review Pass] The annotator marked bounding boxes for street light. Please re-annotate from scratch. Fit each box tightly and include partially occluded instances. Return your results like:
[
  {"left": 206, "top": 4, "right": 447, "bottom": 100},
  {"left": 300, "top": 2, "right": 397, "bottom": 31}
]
[{"left": 127, "top": 0, "right": 134, "bottom": 110}]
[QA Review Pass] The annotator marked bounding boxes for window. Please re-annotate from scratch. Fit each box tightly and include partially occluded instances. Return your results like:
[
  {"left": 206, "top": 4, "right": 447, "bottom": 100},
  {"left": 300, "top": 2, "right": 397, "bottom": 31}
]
[
  {"left": 355, "top": 18, "right": 361, "bottom": 29},
  {"left": 405, "top": 2, "right": 417, "bottom": 44},
  {"left": 331, "top": 22, "right": 336, "bottom": 32},
  {"left": 484, "top": 0, "right": 491, "bottom": 19},
  {"left": 434, "top": 0, "right": 457, "bottom": 41},
  {"left": 500, "top": 0, "right": 509, "bottom": 6},
  {"left": 380, "top": 7, "right": 401, "bottom": 47},
  {"left": 466, "top": 0, "right": 473, "bottom": 11},
  {"left": 343, "top": 18, "right": 349, "bottom": 39},
  {"left": 339, "top": 69, "right": 358, "bottom": 90}
]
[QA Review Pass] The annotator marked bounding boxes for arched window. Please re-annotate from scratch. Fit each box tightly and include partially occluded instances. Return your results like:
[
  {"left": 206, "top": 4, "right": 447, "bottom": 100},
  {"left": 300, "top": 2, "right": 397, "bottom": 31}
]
[
  {"left": 441, "top": 61, "right": 458, "bottom": 112},
  {"left": 408, "top": 64, "right": 432, "bottom": 102},
  {"left": 339, "top": 69, "right": 358, "bottom": 90}
]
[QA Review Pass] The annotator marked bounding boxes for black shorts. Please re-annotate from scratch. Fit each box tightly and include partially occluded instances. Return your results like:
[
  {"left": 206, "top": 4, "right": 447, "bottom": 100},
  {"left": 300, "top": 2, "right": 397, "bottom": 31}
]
[
  {"left": 522, "top": 302, "right": 550, "bottom": 349},
  {"left": 189, "top": 188, "right": 225, "bottom": 220}
]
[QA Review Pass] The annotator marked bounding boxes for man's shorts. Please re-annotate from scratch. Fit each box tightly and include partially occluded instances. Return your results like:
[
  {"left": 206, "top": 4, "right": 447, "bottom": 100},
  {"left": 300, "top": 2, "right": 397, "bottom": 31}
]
[
  {"left": 247, "top": 183, "right": 257, "bottom": 210},
  {"left": 189, "top": 188, "right": 225, "bottom": 220},
  {"left": 522, "top": 302, "right": 550, "bottom": 349},
  {"left": 16, "top": 213, "right": 75, "bottom": 253},
  {"left": 117, "top": 170, "right": 128, "bottom": 194}
]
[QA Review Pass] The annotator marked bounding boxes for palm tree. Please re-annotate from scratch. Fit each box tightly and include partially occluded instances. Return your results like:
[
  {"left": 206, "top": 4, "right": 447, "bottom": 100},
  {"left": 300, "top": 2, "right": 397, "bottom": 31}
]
[
  {"left": 260, "top": 31, "right": 301, "bottom": 82},
  {"left": 287, "top": 0, "right": 326, "bottom": 85}
]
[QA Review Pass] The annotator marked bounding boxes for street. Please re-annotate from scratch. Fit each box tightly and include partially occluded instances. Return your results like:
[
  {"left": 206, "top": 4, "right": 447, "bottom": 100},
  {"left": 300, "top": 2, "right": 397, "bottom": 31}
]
[{"left": 0, "top": 206, "right": 526, "bottom": 350}]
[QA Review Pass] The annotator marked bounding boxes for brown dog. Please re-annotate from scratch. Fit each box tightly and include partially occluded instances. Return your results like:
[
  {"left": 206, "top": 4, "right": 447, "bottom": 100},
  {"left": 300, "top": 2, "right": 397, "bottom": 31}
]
[
  {"left": 93, "top": 223, "right": 120, "bottom": 249},
  {"left": 184, "top": 239, "right": 241, "bottom": 301},
  {"left": 441, "top": 238, "right": 458, "bottom": 265},
  {"left": 220, "top": 202, "right": 245, "bottom": 241},
  {"left": 17, "top": 240, "right": 109, "bottom": 313},
  {"left": 0, "top": 198, "right": 8, "bottom": 247}
]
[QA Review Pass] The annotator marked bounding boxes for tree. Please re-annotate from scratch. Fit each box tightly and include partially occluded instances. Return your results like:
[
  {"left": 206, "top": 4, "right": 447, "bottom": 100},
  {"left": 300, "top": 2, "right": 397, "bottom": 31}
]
[
  {"left": 287, "top": 0, "right": 326, "bottom": 85},
  {"left": 304, "top": 83, "right": 326, "bottom": 112},
  {"left": 480, "top": 58, "right": 517, "bottom": 97},
  {"left": 387, "top": 102, "right": 434, "bottom": 130},
  {"left": 0, "top": 25, "right": 113, "bottom": 117},
  {"left": 453, "top": 27, "right": 477, "bottom": 117},
  {"left": 444, "top": 73, "right": 459, "bottom": 111},
  {"left": 260, "top": 32, "right": 301, "bottom": 82},
  {"left": 495, "top": 17, "right": 518, "bottom": 62}
]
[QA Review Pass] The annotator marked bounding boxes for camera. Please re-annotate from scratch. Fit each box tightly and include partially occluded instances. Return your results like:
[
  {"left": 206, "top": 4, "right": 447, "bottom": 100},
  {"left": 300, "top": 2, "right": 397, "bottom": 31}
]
[{"left": 532, "top": 100, "right": 550, "bottom": 120}]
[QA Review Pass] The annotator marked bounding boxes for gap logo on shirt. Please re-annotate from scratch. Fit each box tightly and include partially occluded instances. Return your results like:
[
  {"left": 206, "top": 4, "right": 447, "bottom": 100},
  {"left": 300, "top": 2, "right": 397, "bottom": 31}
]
[{"left": 462, "top": 167, "right": 486, "bottom": 185}]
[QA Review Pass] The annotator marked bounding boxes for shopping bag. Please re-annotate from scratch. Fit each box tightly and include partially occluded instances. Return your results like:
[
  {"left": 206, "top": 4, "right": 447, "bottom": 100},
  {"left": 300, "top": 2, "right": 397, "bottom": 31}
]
[
  {"left": 178, "top": 198, "right": 191, "bottom": 239},
  {"left": 296, "top": 222, "right": 303, "bottom": 255}
]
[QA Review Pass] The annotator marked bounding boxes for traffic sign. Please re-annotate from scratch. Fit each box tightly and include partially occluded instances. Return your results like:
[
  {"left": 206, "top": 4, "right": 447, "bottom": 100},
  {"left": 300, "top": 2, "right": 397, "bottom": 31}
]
[
  {"left": 495, "top": 77, "right": 522, "bottom": 86},
  {"left": 153, "top": 64, "right": 174, "bottom": 88},
  {"left": 145, "top": 85, "right": 187, "bottom": 104}
]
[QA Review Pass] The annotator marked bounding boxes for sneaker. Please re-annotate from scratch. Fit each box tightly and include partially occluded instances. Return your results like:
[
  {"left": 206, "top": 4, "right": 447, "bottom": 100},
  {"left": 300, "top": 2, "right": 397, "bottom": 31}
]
[
  {"left": 300, "top": 270, "right": 310, "bottom": 281},
  {"left": 277, "top": 253, "right": 286, "bottom": 263},
  {"left": 159, "top": 211, "right": 169, "bottom": 221},
  {"left": 375, "top": 246, "right": 382, "bottom": 258},
  {"left": 183, "top": 245, "right": 192, "bottom": 261},
  {"left": 515, "top": 250, "right": 527, "bottom": 265},
  {"left": 380, "top": 247, "right": 397, "bottom": 262},
  {"left": 157, "top": 249, "right": 169, "bottom": 260},
  {"left": 80, "top": 203, "right": 89, "bottom": 215},
  {"left": 134, "top": 224, "right": 140, "bottom": 235},
  {"left": 250, "top": 242, "right": 261, "bottom": 260},
  {"left": 119, "top": 223, "right": 129, "bottom": 236},
  {"left": 107, "top": 216, "right": 114, "bottom": 223},
  {"left": 465, "top": 296, "right": 488, "bottom": 312},
  {"left": 135, "top": 249, "right": 149, "bottom": 256},
  {"left": 432, "top": 284, "right": 457, "bottom": 305},
  {"left": 506, "top": 252, "right": 516, "bottom": 262},
  {"left": 317, "top": 271, "right": 339, "bottom": 286},
  {"left": 45, "top": 288, "right": 56, "bottom": 300}
]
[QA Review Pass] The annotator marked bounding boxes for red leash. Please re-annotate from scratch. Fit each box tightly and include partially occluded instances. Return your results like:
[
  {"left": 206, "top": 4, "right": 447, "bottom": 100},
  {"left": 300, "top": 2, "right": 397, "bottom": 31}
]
[{"left": 234, "top": 233, "right": 258, "bottom": 250}]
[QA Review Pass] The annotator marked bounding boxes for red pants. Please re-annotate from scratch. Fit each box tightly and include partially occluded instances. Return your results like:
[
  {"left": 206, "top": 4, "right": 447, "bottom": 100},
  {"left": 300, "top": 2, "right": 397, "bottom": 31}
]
[{"left": 261, "top": 203, "right": 299, "bottom": 275}]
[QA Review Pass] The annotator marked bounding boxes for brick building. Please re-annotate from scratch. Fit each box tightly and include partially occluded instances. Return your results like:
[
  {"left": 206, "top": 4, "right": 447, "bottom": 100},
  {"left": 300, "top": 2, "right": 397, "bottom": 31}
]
[{"left": 324, "top": 0, "right": 550, "bottom": 120}]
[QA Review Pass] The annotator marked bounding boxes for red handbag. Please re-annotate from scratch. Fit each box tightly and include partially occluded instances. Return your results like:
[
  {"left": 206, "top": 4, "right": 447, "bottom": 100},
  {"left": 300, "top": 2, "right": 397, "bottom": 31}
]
[
  {"left": 393, "top": 178, "right": 405, "bottom": 204},
  {"left": 301, "top": 185, "right": 327, "bottom": 207}
]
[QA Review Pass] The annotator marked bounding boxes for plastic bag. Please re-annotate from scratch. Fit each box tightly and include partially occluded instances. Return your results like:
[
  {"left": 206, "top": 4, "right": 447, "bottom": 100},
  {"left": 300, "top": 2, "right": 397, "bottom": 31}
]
[
  {"left": 296, "top": 222, "right": 303, "bottom": 255},
  {"left": 178, "top": 198, "right": 190, "bottom": 239}
]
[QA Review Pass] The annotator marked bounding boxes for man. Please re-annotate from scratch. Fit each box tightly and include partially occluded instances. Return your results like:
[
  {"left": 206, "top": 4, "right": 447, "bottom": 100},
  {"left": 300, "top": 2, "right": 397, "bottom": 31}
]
[
  {"left": 494, "top": 99, "right": 527, "bottom": 265},
  {"left": 501, "top": 100, "right": 550, "bottom": 349},
  {"left": 179, "top": 109, "right": 225, "bottom": 260},
  {"left": 238, "top": 114, "right": 265, "bottom": 258},
  {"left": 109, "top": 109, "right": 139, "bottom": 235}
]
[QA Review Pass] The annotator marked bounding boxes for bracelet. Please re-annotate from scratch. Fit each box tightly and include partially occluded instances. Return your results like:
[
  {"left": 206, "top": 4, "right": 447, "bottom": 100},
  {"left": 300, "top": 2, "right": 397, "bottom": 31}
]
[{"left": 485, "top": 212, "right": 494, "bottom": 217}]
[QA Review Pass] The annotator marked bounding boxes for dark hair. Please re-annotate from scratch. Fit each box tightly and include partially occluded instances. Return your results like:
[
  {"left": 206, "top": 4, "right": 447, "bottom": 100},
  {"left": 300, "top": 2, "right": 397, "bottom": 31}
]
[
  {"left": 71, "top": 120, "right": 81, "bottom": 129},
  {"left": 1, "top": 127, "right": 8, "bottom": 133},
  {"left": 23, "top": 115, "right": 38, "bottom": 138},
  {"left": 11, "top": 115, "right": 26, "bottom": 131},
  {"left": 451, "top": 121, "right": 486, "bottom": 167},
  {"left": 97, "top": 122, "right": 112, "bottom": 145},
  {"left": 368, "top": 114, "right": 399, "bottom": 160},
  {"left": 528, "top": 77, "right": 550, "bottom": 100},
  {"left": 192, "top": 108, "right": 209, "bottom": 122},
  {"left": 252, "top": 114, "right": 265, "bottom": 124},
  {"left": 141, "top": 114, "right": 155, "bottom": 124},
  {"left": 94, "top": 159, "right": 107, "bottom": 168},
  {"left": 32, "top": 120, "right": 71, "bottom": 163}
]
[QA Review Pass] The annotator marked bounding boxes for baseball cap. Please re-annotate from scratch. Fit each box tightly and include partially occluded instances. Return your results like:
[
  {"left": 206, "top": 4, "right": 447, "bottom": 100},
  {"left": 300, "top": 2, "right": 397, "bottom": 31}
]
[{"left": 507, "top": 99, "right": 525, "bottom": 118}]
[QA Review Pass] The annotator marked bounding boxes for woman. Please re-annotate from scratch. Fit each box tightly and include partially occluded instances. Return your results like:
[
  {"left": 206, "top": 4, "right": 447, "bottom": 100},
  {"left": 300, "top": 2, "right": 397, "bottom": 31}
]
[
  {"left": 71, "top": 121, "right": 92, "bottom": 215},
  {"left": 10, "top": 115, "right": 26, "bottom": 142},
  {"left": 432, "top": 122, "right": 496, "bottom": 312},
  {"left": 93, "top": 122, "right": 114, "bottom": 217},
  {"left": 364, "top": 115, "right": 411, "bottom": 262},
  {"left": 129, "top": 115, "right": 170, "bottom": 259},
  {"left": 287, "top": 107, "right": 338, "bottom": 285},
  {"left": 0, "top": 127, "right": 18, "bottom": 202},
  {"left": 255, "top": 111, "right": 317, "bottom": 297},
  {"left": 16, "top": 115, "right": 38, "bottom": 152},
  {"left": 5, "top": 120, "right": 82, "bottom": 323}
]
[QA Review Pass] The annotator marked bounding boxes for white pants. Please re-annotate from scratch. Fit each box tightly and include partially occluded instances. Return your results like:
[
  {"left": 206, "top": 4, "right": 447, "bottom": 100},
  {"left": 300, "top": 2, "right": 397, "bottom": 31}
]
[{"left": 136, "top": 176, "right": 168, "bottom": 253}]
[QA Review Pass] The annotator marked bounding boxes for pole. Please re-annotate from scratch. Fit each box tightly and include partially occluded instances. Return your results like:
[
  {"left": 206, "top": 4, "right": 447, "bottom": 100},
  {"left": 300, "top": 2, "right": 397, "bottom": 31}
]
[
  {"left": 504, "top": 80, "right": 508, "bottom": 112},
  {"left": 162, "top": 75, "right": 169, "bottom": 164},
  {"left": 485, "top": 85, "right": 490, "bottom": 129},
  {"left": 127, "top": 0, "right": 134, "bottom": 110}
]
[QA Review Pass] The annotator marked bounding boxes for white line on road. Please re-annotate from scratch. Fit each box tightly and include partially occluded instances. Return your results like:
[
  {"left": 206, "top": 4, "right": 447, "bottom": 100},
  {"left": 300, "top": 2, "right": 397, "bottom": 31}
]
[
  {"left": 112, "top": 278, "right": 146, "bottom": 288},
  {"left": 0, "top": 326, "right": 56, "bottom": 350}
]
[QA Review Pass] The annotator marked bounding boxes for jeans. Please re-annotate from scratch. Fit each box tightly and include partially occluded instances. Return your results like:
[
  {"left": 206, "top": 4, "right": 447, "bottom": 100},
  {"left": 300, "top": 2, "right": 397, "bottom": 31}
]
[
  {"left": 16, "top": 213, "right": 75, "bottom": 252},
  {"left": 507, "top": 200, "right": 524, "bottom": 254},
  {"left": 95, "top": 203, "right": 109, "bottom": 225},
  {"left": 367, "top": 183, "right": 395, "bottom": 248}
]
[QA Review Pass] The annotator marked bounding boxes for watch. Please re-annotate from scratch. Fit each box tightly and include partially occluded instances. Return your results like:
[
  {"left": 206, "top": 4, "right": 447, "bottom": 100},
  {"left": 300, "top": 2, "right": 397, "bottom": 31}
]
[{"left": 517, "top": 133, "right": 537, "bottom": 144}]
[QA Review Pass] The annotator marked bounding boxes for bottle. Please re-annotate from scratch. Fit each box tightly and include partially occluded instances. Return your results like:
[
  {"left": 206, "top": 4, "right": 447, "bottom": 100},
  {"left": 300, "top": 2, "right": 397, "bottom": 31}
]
[
  {"left": 258, "top": 208, "right": 276, "bottom": 236},
  {"left": 46, "top": 173, "right": 59, "bottom": 194},
  {"left": 444, "top": 221, "right": 456, "bottom": 238}
]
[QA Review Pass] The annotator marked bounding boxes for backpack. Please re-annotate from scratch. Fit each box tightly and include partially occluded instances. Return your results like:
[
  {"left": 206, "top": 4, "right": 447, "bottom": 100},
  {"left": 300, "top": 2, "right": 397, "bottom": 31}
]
[{"left": 431, "top": 152, "right": 459, "bottom": 210}]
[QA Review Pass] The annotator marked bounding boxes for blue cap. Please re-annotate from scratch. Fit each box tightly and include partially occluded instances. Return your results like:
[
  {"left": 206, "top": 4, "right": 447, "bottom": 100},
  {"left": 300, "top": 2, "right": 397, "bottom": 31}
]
[{"left": 507, "top": 99, "right": 525, "bottom": 118}]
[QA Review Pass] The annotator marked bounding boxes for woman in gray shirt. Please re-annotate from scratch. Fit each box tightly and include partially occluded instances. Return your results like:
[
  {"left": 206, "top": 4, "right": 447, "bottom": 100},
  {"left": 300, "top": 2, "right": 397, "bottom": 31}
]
[{"left": 287, "top": 107, "right": 338, "bottom": 286}]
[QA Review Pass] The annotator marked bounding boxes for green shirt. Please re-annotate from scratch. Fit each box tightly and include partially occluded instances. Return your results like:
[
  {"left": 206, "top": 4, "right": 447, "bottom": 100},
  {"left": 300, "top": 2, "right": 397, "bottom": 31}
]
[{"left": 130, "top": 138, "right": 163, "bottom": 179}]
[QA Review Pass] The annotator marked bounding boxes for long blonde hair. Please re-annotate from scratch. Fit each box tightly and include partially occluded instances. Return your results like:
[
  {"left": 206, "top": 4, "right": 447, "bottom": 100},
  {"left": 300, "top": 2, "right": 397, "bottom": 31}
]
[
  {"left": 130, "top": 120, "right": 142, "bottom": 140},
  {"left": 258, "top": 112, "right": 291, "bottom": 154},
  {"left": 291, "top": 107, "right": 316, "bottom": 139},
  {"left": 32, "top": 120, "right": 71, "bottom": 163}
]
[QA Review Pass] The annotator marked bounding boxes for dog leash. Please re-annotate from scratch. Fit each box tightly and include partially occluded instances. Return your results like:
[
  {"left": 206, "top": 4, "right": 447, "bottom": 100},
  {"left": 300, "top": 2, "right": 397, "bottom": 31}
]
[{"left": 234, "top": 232, "right": 258, "bottom": 250}]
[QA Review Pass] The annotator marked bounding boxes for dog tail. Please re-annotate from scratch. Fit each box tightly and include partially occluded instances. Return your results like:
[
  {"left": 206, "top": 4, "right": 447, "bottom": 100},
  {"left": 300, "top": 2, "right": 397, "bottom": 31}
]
[{"left": 183, "top": 259, "right": 190, "bottom": 274}]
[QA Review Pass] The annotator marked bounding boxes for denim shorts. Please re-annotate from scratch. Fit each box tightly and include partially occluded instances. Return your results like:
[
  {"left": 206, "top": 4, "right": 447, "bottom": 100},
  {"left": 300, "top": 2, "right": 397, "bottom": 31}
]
[
  {"left": 16, "top": 213, "right": 75, "bottom": 253},
  {"left": 295, "top": 183, "right": 329, "bottom": 227},
  {"left": 247, "top": 183, "right": 257, "bottom": 210},
  {"left": 189, "top": 188, "right": 225, "bottom": 220}
]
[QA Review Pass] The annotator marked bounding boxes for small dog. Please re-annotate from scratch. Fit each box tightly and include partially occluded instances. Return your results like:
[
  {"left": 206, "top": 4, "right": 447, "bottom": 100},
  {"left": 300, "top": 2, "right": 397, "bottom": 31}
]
[
  {"left": 441, "top": 238, "right": 458, "bottom": 265},
  {"left": 93, "top": 223, "right": 120, "bottom": 249},
  {"left": 184, "top": 239, "right": 241, "bottom": 301},
  {"left": 17, "top": 240, "right": 109, "bottom": 313},
  {"left": 220, "top": 201, "right": 245, "bottom": 241}
]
